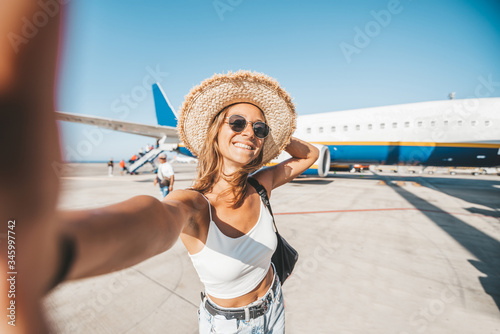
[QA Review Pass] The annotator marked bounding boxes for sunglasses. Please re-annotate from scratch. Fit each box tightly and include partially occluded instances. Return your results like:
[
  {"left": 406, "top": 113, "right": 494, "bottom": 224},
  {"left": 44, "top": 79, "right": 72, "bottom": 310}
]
[{"left": 225, "top": 114, "right": 270, "bottom": 139}]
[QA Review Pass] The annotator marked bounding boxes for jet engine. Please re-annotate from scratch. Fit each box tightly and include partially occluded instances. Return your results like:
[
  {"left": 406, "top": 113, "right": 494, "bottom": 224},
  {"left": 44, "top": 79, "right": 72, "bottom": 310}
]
[{"left": 300, "top": 144, "right": 331, "bottom": 177}]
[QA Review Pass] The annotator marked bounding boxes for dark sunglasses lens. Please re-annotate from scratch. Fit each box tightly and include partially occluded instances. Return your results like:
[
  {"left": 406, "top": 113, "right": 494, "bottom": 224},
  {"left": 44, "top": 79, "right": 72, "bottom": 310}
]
[
  {"left": 253, "top": 122, "right": 269, "bottom": 138},
  {"left": 228, "top": 115, "right": 247, "bottom": 132}
]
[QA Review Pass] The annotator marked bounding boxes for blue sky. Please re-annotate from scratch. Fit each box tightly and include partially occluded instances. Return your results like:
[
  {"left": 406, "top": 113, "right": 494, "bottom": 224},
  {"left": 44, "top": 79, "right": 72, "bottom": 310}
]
[{"left": 56, "top": 0, "right": 500, "bottom": 162}]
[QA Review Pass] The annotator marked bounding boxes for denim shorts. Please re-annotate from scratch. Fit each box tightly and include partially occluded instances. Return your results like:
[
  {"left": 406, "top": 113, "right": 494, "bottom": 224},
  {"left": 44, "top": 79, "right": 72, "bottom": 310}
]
[{"left": 198, "top": 272, "right": 285, "bottom": 333}]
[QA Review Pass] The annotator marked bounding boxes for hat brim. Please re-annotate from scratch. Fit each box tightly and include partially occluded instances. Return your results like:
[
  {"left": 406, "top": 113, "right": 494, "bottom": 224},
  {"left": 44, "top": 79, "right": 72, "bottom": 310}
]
[{"left": 178, "top": 71, "right": 296, "bottom": 165}]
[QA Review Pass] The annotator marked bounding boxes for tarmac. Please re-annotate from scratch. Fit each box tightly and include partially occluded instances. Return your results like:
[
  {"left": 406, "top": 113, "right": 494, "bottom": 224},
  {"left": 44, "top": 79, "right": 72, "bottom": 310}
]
[{"left": 43, "top": 163, "right": 500, "bottom": 334}]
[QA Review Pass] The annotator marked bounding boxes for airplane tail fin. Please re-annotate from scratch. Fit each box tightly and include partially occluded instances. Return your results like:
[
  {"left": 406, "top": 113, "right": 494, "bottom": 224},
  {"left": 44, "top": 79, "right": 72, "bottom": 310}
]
[{"left": 152, "top": 83, "right": 178, "bottom": 127}]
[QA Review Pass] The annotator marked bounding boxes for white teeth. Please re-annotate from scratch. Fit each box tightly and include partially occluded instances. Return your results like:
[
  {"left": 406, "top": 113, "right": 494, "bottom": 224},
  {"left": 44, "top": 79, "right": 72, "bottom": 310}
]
[{"left": 234, "top": 142, "right": 253, "bottom": 150}]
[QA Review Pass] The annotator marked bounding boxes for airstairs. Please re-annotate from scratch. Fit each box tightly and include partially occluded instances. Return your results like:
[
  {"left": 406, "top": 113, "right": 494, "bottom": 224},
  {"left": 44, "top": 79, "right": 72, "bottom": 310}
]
[{"left": 127, "top": 148, "right": 163, "bottom": 174}]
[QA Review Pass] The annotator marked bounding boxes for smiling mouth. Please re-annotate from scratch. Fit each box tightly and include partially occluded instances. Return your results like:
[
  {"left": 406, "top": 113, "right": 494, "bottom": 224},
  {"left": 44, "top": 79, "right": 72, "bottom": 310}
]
[{"left": 233, "top": 142, "right": 255, "bottom": 150}]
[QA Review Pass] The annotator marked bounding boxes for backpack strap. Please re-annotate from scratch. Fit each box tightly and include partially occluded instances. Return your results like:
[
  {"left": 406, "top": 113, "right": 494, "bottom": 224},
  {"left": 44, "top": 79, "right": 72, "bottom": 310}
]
[{"left": 247, "top": 177, "right": 278, "bottom": 233}]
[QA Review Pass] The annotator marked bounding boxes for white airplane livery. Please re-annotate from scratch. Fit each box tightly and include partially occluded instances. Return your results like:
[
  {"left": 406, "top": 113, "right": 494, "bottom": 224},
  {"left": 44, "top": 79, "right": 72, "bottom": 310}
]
[
  {"left": 291, "top": 97, "right": 500, "bottom": 176},
  {"left": 56, "top": 84, "right": 500, "bottom": 177}
]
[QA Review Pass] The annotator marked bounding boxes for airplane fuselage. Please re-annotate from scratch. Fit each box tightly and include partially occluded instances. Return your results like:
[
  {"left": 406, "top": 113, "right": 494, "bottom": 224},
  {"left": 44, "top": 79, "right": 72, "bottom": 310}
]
[{"left": 295, "top": 98, "right": 500, "bottom": 167}]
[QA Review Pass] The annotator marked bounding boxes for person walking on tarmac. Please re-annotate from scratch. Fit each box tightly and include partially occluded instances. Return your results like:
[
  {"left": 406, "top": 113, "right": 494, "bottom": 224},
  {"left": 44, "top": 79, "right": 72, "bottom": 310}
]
[
  {"left": 119, "top": 159, "right": 126, "bottom": 175},
  {"left": 107, "top": 158, "right": 114, "bottom": 177},
  {"left": 153, "top": 153, "right": 174, "bottom": 198}
]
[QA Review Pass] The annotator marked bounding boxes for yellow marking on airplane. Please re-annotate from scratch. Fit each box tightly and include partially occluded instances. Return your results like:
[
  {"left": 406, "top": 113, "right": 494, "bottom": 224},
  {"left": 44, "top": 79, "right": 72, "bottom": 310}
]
[
  {"left": 310, "top": 141, "right": 500, "bottom": 149},
  {"left": 377, "top": 181, "right": 386, "bottom": 186},
  {"left": 396, "top": 181, "right": 406, "bottom": 186},
  {"left": 412, "top": 182, "right": 422, "bottom": 187},
  {"left": 331, "top": 164, "right": 351, "bottom": 168}
]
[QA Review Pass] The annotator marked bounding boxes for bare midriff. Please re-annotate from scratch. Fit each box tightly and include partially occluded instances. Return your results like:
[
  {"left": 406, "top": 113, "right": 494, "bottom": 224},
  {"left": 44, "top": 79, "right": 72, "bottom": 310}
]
[{"left": 208, "top": 265, "right": 274, "bottom": 308}]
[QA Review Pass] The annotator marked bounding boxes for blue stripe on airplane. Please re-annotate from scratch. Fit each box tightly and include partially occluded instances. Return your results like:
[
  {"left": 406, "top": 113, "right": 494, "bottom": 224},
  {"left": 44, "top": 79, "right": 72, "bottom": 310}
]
[
  {"left": 327, "top": 144, "right": 500, "bottom": 167},
  {"left": 301, "top": 168, "right": 319, "bottom": 175}
]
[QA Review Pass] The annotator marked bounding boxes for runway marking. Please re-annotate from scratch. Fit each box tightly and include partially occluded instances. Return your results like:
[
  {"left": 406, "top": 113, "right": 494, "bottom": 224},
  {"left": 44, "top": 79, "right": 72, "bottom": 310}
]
[
  {"left": 274, "top": 208, "right": 499, "bottom": 219},
  {"left": 377, "top": 181, "right": 422, "bottom": 187},
  {"left": 60, "top": 176, "right": 142, "bottom": 181}
]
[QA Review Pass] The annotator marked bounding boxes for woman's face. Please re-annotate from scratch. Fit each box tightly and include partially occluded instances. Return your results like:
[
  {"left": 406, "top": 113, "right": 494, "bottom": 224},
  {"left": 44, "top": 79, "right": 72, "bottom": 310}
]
[{"left": 217, "top": 103, "right": 265, "bottom": 170}]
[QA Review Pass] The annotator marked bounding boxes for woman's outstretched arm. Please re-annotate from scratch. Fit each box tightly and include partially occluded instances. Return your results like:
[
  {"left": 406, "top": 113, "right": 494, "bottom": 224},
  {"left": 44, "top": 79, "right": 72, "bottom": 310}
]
[{"left": 59, "top": 192, "right": 194, "bottom": 281}]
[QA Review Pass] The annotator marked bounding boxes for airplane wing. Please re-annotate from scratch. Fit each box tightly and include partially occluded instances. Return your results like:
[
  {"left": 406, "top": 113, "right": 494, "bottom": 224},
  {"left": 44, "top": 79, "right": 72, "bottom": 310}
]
[{"left": 55, "top": 111, "right": 179, "bottom": 142}]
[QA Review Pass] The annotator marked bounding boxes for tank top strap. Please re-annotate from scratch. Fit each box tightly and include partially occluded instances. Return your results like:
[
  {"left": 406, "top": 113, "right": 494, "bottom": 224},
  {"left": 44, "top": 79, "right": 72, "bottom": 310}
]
[{"left": 198, "top": 193, "right": 213, "bottom": 222}]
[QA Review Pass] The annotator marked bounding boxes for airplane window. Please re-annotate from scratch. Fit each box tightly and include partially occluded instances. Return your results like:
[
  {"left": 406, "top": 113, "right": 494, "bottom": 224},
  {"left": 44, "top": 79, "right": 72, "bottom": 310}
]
[
  {"left": 380, "top": 123, "right": 385, "bottom": 129},
  {"left": 331, "top": 126, "right": 336, "bottom": 132},
  {"left": 404, "top": 122, "right": 409, "bottom": 127},
  {"left": 356, "top": 125, "right": 360, "bottom": 130},
  {"left": 392, "top": 122, "right": 397, "bottom": 128},
  {"left": 343, "top": 126, "right": 348, "bottom": 131},
  {"left": 368, "top": 124, "right": 373, "bottom": 130},
  {"left": 471, "top": 120, "right": 477, "bottom": 126},
  {"left": 307, "top": 127, "right": 311, "bottom": 133},
  {"left": 444, "top": 120, "right": 448, "bottom": 126},
  {"left": 431, "top": 121, "right": 436, "bottom": 126},
  {"left": 458, "top": 120, "right": 463, "bottom": 126},
  {"left": 319, "top": 127, "right": 323, "bottom": 133},
  {"left": 417, "top": 121, "right": 423, "bottom": 127},
  {"left": 485, "top": 120, "right": 490, "bottom": 126}
]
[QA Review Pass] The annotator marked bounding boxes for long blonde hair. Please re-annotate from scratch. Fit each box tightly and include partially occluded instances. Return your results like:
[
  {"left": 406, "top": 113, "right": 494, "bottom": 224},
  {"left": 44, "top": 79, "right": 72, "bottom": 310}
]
[{"left": 191, "top": 104, "right": 264, "bottom": 208}]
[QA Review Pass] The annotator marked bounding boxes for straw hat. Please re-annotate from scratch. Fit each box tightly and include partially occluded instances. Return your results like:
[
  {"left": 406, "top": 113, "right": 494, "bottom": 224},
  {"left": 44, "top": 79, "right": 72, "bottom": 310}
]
[{"left": 178, "top": 70, "right": 297, "bottom": 165}]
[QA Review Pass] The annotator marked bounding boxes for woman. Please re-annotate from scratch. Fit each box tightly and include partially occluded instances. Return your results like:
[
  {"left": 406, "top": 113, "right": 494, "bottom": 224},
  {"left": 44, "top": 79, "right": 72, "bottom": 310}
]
[{"left": 61, "top": 71, "right": 319, "bottom": 333}]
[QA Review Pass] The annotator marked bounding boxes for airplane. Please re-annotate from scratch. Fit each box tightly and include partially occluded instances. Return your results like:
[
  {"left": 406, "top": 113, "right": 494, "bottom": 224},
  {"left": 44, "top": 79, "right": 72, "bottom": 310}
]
[
  {"left": 56, "top": 83, "right": 500, "bottom": 177},
  {"left": 172, "top": 153, "right": 198, "bottom": 164}
]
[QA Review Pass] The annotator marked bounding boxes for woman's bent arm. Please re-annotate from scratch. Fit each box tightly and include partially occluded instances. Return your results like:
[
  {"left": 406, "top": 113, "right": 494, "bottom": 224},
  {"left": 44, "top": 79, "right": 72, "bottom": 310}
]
[
  {"left": 254, "top": 137, "right": 320, "bottom": 192},
  {"left": 59, "top": 194, "right": 190, "bottom": 281}
]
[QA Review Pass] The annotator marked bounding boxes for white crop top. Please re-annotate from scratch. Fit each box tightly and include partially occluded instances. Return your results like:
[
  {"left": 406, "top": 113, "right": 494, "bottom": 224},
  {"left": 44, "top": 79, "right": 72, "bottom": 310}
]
[{"left": 188, "top": 194, "right": 278, "bottom": 299}]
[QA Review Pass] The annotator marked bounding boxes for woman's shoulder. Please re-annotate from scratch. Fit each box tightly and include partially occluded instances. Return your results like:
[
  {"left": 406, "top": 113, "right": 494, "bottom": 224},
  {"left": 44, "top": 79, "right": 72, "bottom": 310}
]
[
  {"left": 166, "top": 188, "right": 208, "bottom": 207},
  {"left": 159, "top": 189, "right": 205, "bottom": 216},
  {"left": 165, "top": 189, "right": 211, "bottom": 227},
  {"left": 248, "top": 169, "right": 273, "bottom": 198}
]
